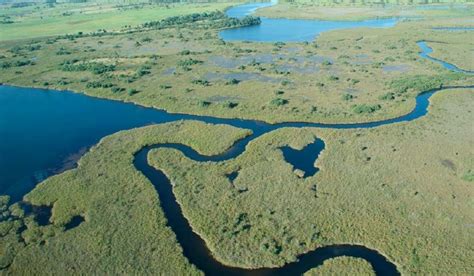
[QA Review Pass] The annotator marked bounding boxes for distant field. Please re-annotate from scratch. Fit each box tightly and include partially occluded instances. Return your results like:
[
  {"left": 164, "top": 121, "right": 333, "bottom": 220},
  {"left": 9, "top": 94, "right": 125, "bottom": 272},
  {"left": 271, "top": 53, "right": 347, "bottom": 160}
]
[
  {"left": 0, "top": 2, "right": 235, "bottom": 41},
  {"left": 0, "top": 14, "right": 472, "bottom": 124},
  {"left": 256, "top": 2, "right": 474, "bottom": 21}
]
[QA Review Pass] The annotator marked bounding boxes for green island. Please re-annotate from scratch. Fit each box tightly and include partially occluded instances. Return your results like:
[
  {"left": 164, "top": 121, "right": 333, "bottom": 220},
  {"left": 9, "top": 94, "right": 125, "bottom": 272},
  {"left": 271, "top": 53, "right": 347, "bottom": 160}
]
[{"left": 0, "top": 0, "right": 473, "bottom": 274}]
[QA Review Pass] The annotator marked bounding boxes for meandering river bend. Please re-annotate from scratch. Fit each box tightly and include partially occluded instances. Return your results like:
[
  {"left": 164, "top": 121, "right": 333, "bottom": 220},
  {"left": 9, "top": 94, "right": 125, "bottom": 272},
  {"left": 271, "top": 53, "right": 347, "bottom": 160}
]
[{"left": 1, "top": 2, "right": 473, "bottom": 275}]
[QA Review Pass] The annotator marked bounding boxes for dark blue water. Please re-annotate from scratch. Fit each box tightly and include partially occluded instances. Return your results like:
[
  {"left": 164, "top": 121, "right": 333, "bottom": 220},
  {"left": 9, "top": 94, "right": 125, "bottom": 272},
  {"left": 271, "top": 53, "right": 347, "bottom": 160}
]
[
  {"left": 417, "top": 41, "right": 474, "bottom": 74},
  {"left": 1, "top": 84, "right": 472, "bottom": 202},
  {"left": 280, "top": 139, "right": 325, "bottom": 178},
  {"left": 0, "top": 86, "right": 177, "bottom": 201},
  {"left": 220, "top": 2, "right": 397, "bottom": 42},
  {"left": 134, "top": 145, "right": 400, "bottom": 276}
]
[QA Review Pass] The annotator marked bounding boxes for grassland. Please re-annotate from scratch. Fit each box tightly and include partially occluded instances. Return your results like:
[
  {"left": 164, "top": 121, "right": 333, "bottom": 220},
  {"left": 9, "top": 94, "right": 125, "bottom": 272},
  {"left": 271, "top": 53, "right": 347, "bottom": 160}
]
[
  {"left": 1, "top": 88, "right": 471, "bottom": 274},
  {"left": 0, "top": 3, "right": 473, "bottom": 274},
  {"left": 256, "top": 2, "right": 474, "bottom": 21},
  {"left": 425, "top": 30, "right": 474, "bottom": 71},
  {"left": 0, "top": 12, "right": 472, "bottom": 124},
  {"left": 0, "top": 1, "right": 236, "bottom": 41},
  {"left": 305, "top": 257, "right": 375, "bottom": 275},
  {"left": 0, "top": 121, "right": 251, "bottom": 273},
  {"left": 147, "top": 88, "right": 473, "bottom": 274}
]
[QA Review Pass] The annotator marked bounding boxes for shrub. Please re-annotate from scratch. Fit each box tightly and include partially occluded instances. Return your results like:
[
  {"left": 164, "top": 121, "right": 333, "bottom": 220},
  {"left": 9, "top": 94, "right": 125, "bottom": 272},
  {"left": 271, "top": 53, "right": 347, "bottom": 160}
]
[
  {"left": 111, "top": 87, "right": 125, "bottom": 93},
  {"left": 180, "top": 50, "right": 191, "bottom": 55},
  {"left": 199, "top": 100, "right": 211, "bottom": 107},
  {"left": 342, "top": 94, "right": 354, "bottom": 101},
  {"left": 379, "top": 92, "right": 395, "bottom": 100},
  {"left": 178, "top": 58, "right": 203, "bottom": 67},
  {"left": 274, "top": 42, "right": 285, "bottom": 48},
  {"left": 329, "top": 76, "right": 339, "bottom": 81},
  {"left": 86, "top": 81, "right": 113, "bottom": 89},
  {"left": 127, "top": 88, "right": 139, "bottom": 96},
  {"left": 322, "top": 60, "right": 332, "bottom": 66},
  {"left": 350, "top": 79, "right": 360, "bottom": 85},
  {"left": 224, "top": 101, "right": 239, "bottom": 108},
  {"left": 136, "top": 67, "right": 151, "bottom": 77},
  {"left": 226, "top": 78, "right": 240, "bottom": 85},
  {"left": 353, "top": 104, "right": 381, "bottom": 114},
  {"left": 56, "top": 47, "right": 71, "bottom": 55},
  {"left": 388, "top": 74, "right": 463, "bottom": 94},
  {"left": 160, "top": 84, "right": 172, "bottom": 89},
  {"left": 192, "top": 79, "right": 210, "bottom": 86},
  {"left": 270, "top": 98, "right": 289, "bottom": 106},
  {"left": 61, "top": 60, "right": 115, "bottom": 75}
]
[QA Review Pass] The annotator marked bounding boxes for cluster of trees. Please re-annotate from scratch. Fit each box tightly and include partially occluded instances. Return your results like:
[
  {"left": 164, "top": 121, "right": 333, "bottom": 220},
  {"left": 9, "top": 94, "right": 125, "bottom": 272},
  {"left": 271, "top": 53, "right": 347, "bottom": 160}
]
[
  {"left": 142, "top": 11, "right": 226, "bottom": 29},
  {"left": 352, "top": 104, "right": 381, "bottom": 114},
  {"left": 142, "top": 11, "right": 261, "bottom": 30},
  {"left": 389, "top": 73, "right": 463, "bottom": 94},
  {"left": 216, "top": 15, "right": 261, "bottom": 29},
  {"left": 60, "top": 60, "right": 115, "bottom": 75},
  {"left": 86, "top": 81, "right": 114, "bottom": 89},
  {"left": 0, "top": 59, "right": 35, "bottom": 69}
]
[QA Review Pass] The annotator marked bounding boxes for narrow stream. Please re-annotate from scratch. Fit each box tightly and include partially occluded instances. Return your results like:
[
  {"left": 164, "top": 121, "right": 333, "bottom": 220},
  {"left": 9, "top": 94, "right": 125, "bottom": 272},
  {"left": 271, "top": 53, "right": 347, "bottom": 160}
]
[
  {"left": 134, "top": 145, "right": 399, "bottom": 276},
  {"left": 0, "top": 1, "right": 472, "bottom": 273}
]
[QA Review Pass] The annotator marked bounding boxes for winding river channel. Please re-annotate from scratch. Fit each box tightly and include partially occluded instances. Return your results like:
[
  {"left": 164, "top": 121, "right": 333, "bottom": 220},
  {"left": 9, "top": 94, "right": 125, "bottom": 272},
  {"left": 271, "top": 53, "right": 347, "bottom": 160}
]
[{"left": 1, "top": 2, "right": 473, "bottom": 275}]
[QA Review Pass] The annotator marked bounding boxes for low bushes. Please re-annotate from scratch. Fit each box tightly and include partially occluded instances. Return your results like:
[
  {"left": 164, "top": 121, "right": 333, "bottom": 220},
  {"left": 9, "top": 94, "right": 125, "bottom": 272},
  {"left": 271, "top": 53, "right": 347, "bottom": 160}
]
[
  {"left": 352, "top": 104, "right": 381, "bottom": 114},
  {"left": 61, "top": 60, "right": 115, "bottom": 75}
]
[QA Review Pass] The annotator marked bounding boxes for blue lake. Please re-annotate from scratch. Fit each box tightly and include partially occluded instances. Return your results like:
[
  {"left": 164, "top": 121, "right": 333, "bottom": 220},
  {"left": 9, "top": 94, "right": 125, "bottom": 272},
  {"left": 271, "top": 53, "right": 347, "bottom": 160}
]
[{"left": 220, "top": 2, "right": 398, "bottom": 42}]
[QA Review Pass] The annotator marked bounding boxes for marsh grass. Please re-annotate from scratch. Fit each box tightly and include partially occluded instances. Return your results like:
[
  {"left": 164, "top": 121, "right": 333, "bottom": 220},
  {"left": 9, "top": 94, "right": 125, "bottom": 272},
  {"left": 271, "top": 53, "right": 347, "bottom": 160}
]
[
  {"left": 0, "top": 14, "right": 472, "bottom": 124},
  {"left": 0, "top": 121, "right": 251, "bottom": 274},
  {"left": 305, "top": 256, "right": 375, "bottom": 275},
  {"left": 146, "top": 89, "right": 474, "bottom": 273}
]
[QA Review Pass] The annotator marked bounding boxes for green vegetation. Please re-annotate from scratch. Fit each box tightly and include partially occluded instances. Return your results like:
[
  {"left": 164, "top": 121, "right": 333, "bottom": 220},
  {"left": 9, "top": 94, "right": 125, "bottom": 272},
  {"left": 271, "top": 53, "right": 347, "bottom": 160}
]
[
  {"left": 425, "top": 33, "right": 474, "bottom": 71},
  {"left": 342, "top": 93, "right": 354, "bottom": 101},
  {"left": 143, "top": 11, "right": 261, "bottom": 30},
  {"left": 1, "top": 17, "right": 472, "bottom": 124},
  {"left": 256, "top": 1, "right": 474, "bottom": 21},
  {"left": 1, "top": 2, "right": 473, "bottom": 275},
  {"left": 270, "top": 98, "right": 289, "bottom": 106},
  {"left": 0, "top": 2, "right": 236, "bottom": 41},
  {"left": 305, "top": 257, "right": 375, "bottom": 276},
  {"left": 0, "top": 76, "right": 472, "bottom": 274},
  {"left": 146, "top": 89, "right": 473, "bottom": 272},
  {"left": 388, "top": 73, "right": 463, "bottom": 95},
  {"left": 61, "top": 60, "right": 116, "bottom": 75},
  {"left": 0, "top": 121, "right": 251, "bottom": 274},
  {"left": 352, "top": 103, "right": 381, "bottom": 114},
  {"left": 462, "top": 170, "right": 474, "bottom": 182}
]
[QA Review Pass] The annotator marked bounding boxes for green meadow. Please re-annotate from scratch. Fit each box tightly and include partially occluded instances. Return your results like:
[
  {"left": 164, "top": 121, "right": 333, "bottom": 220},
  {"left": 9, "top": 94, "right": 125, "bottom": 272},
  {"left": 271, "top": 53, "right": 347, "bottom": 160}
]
[
  {"left": 0, "top": 12, "right": 472, "bottom": 124},
  {"left": 0, "top": 2, "right": 236, "bottom": 41}
]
